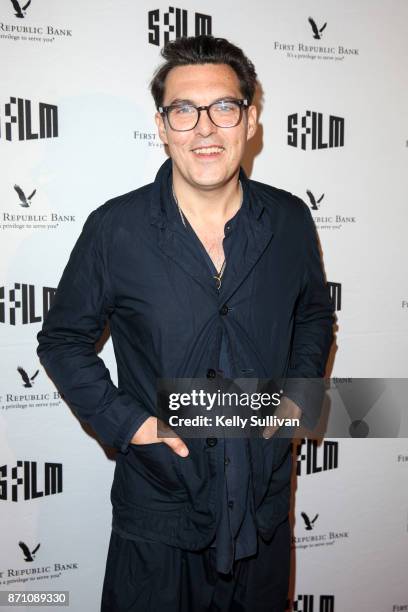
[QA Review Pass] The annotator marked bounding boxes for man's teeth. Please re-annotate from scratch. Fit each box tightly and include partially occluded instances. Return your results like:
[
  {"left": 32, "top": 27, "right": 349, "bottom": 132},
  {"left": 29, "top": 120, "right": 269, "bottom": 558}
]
[{"left": 193, "top": 147, "right": 224, "bottom": 154}]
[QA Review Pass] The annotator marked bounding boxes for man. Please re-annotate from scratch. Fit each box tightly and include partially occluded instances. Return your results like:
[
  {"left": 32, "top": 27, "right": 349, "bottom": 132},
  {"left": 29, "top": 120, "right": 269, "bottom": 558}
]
[{"left": 36, "top": 35, "right": 334, "bottom": 612}]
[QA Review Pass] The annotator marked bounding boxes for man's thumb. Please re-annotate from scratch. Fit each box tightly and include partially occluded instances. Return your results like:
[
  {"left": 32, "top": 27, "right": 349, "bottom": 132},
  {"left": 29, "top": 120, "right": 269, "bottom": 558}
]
[{"left": 164, "top": 436, "right": 189, "bottom": 457}]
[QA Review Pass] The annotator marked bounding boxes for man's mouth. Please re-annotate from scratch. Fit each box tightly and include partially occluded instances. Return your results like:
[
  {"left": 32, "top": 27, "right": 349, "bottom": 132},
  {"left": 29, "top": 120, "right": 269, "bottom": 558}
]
[{"left": 191, "top": 145, "right": 225, "bottom": 157}]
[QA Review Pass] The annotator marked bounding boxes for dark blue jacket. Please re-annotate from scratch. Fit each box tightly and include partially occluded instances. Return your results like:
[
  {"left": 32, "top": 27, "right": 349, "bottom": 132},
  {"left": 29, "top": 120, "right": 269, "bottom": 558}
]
[{"left": 36, "top": 158, "right": 334, "bottom": 549}]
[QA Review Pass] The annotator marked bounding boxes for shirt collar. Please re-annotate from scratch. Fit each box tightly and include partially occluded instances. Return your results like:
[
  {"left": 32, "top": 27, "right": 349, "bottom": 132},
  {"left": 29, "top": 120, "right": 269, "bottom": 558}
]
[{"left": 149, "top": 157, "right": 265, "bottom": 230}]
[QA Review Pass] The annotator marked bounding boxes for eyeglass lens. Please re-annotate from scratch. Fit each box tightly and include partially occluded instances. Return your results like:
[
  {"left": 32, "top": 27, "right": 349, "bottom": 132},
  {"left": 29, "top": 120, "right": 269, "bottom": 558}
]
[{"left": 167, "top": 101, "right": 242, "bottom": 131}]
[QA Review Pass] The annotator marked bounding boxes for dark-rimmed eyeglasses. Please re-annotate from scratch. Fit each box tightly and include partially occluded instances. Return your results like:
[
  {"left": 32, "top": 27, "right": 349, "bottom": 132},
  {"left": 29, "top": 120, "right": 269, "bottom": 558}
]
[{"left": 158, "top": 98, "right": 248, "bottom": 132}]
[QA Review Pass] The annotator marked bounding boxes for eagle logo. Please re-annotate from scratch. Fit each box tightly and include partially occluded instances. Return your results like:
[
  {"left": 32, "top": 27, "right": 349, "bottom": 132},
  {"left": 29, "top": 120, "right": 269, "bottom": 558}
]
[
  {"left": 17, "top": 366, "right": 39, "bottom": 388},
  {"left": 306, "top": 190, "right": 325, "bottom": 211},
  {"left": 19, "top": 541, "right": 40, "bottom": 562},
  {"left": 10, "top": 0, "right": 32, "bottom": 19},
  {"left": 14, "top": 185, "right": 37, "bottom": 208},
  {"left": 308, "top": 17, "right": 327, "bottom": 40},
  {"left": 301, "top": 512, "right": 319, "bottom": 530}
]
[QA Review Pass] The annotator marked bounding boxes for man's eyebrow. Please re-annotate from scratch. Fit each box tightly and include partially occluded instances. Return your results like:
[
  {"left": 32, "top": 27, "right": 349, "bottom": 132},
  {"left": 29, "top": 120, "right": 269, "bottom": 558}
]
[
  {"left": 167, "top": 98, "right": 195, "bottom": 106},
  {"left": 166, "top": 96, "right": 240, "bottom": 106}
]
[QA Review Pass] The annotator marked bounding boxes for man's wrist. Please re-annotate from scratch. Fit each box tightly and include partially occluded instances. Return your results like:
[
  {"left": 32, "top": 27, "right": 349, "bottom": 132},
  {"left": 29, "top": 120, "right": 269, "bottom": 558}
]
[{"left": 280, "top": 395, "right": 302, "bottom": 419}]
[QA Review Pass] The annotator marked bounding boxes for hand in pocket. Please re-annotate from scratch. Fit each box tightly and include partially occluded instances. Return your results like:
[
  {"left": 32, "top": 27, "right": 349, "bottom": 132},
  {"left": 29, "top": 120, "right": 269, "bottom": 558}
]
[{"left": 130, "top": 416, "right": 189, "bottom": 457}]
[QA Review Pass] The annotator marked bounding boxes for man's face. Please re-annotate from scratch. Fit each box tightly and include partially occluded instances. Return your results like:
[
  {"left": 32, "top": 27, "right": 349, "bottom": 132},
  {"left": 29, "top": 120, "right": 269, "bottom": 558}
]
[{"left": 155, "top": 63, "right": 257, "bottom": 191}]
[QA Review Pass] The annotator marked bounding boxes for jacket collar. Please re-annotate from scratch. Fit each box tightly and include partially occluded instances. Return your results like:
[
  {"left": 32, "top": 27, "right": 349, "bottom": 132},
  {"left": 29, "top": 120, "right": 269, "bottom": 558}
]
[
  {"left": 149, "top": 157, "right": 266, "bottom": 229},
  {"left": 149, "top": 157, "right": 276, "bottom": 303}
]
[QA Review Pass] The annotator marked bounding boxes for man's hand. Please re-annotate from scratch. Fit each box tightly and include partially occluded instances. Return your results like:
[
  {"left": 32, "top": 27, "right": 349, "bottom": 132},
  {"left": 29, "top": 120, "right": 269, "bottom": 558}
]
[
  {"left": 130, "top": 416, "right": 189, "bottom": 457},
  {"left": 262, "top": 396, "right": 302, "bottom": 439}
]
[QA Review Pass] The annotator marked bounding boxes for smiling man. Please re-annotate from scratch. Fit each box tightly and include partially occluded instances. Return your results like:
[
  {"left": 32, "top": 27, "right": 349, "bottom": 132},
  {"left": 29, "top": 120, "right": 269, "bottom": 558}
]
[{"left": 36, "top": 35, "right": 334, "bottom": 612}]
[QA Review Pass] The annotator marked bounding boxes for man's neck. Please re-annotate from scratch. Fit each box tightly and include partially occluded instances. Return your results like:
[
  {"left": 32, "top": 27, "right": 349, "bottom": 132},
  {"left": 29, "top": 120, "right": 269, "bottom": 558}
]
[{"left": 172, "top": 168, "right": 242, "bottom": 226}]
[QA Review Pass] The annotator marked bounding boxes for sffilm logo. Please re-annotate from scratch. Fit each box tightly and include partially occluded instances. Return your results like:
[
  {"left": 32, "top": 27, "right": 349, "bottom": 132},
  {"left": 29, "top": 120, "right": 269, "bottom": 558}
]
[
  {"left": 0, "top": 461, "right": 63, "bottom": 502},
  {"left": 294, "top": 439, "right": 339, "bottom": 476},
  {"left": 288, "top": 594, "right": 335, "bottom": 612},
  {"left": 0, "top": 97, "right": 58, "bottom": 141},
  {"left": 288, "top": 111, "right": 344, "bottom": 150},
  {"left": 327, "top": 281, "right": 341, "bottom": 311},
  {"left": 0, "top": 283, "right": 56, "bottom": 325},
  {"left": 148, "top": 6, "right": 212, "bottom": 46}
]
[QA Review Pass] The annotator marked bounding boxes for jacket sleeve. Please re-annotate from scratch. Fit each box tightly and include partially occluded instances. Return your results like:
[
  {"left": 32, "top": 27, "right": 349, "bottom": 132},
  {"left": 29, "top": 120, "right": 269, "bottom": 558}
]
[
  {"left": 283, "top": 199, "right": 335, "bottom": 431},
  {"left": 36, "top": 205, "right": 150, "bottom": 454}
]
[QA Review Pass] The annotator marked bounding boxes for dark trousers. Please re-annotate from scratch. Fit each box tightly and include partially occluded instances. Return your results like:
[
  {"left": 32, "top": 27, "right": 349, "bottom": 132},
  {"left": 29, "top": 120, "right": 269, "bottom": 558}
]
[{"left": 100, "top": 518, "right": 290, "bottom": 612}]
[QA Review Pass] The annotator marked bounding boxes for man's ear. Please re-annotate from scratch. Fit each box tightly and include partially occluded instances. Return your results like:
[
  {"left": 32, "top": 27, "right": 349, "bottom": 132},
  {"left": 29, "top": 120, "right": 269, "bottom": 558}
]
[
  {"left": 155, "top": 111, "right": 168, "bottom": 145},
  {"left": 246, "top": 105, "right": 258, "bottom": 141}
]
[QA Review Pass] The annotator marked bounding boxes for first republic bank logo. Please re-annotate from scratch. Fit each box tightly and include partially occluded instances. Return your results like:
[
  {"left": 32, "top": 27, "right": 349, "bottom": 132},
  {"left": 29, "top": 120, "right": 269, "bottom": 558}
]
[
  {"left": 148, "top": 6, "right": 212, "bottom": 46},
  {"left": 294, "top": 511, "right": 350, "bottom": 551},
  {"left": 3, "top": 1, "right": 73, "bottom": 41},
  {"left": 288, "top": 111, "right": 344, "bottom": 150},
  {"left": 0, "top": 97, "right": 58, "bottom": 141},
  {"left": 274, "top": 16, "right": 359, "bottom": 61}
]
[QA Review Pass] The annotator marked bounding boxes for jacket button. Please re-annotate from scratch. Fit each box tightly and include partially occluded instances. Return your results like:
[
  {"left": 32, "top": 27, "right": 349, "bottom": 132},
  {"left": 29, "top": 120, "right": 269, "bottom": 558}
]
[
  {"left": 228, "top": 500, "right": 234, "bottom": 509},
  {"left": 220, "top": 304, "right": 229, "bottom": 315},
  {"left": 206, "top": 437, "right": 218, "bottom": 447},
  {"left": 206, "top": 368, "right": 216, "bottom": 378}
]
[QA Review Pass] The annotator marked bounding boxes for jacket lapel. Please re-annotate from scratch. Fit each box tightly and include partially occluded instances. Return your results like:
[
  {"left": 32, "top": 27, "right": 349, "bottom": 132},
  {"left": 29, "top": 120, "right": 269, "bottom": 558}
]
[
  {"left": 218, "top": 205, "right": 275, "bottom": 304},
  {"left": 149, "top": 158, "right": 276, "bottom": 301}
]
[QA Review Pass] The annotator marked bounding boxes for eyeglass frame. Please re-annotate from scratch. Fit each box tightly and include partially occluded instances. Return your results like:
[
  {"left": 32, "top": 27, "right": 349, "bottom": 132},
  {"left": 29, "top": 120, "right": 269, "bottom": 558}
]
[{"left": 158, "top": 98, "right": 249, "bottom": 132}]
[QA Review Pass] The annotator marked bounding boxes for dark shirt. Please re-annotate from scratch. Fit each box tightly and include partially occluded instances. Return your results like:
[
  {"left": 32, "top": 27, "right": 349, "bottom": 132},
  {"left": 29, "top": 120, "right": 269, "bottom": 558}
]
[
  {"left": 176, "top": 190, "right": 258, "bottom": 574},
  {"left": 216, "top": 333, "right": 258, "bottom": 573}
]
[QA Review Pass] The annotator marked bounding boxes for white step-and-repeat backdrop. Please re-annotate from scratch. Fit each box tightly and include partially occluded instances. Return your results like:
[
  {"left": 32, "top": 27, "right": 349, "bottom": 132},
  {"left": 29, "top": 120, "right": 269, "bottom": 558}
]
[{"left": 1, "top": 1, "right": 407, "bottom": 610}]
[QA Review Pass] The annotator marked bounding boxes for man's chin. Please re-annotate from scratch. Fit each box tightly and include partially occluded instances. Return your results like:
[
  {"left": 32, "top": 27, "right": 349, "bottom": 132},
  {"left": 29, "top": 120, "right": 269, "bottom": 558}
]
[
  {"left": 187, "top": 168, "right": 237, "bottom": 191},
  {"left": 172, "top": 159, "right": 238, "bottom": 191},
  {"left": 191, "top": 179, "right": 230, "bottom": 192}
]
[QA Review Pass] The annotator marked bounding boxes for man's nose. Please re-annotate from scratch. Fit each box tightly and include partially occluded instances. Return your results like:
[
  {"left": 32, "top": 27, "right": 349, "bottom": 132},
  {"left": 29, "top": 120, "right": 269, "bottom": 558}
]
[{"left": 195, "top": 109, "right": 216, "bottom": 137}]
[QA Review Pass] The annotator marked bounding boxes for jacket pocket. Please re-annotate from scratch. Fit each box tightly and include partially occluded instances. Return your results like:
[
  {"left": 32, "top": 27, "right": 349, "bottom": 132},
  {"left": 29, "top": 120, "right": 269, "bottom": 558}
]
[{"left": 126, "top": 441, "right": 187, "bottom": 499}]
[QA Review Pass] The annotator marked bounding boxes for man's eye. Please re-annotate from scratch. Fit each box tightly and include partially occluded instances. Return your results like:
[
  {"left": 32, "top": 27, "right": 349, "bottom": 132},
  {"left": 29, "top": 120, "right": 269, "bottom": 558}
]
[
  {"left": 214, "top": 102, "right": 236, "bottom": 112},
  {"left": 174, "top": 105, "right": 195, "bottom": 114}
]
